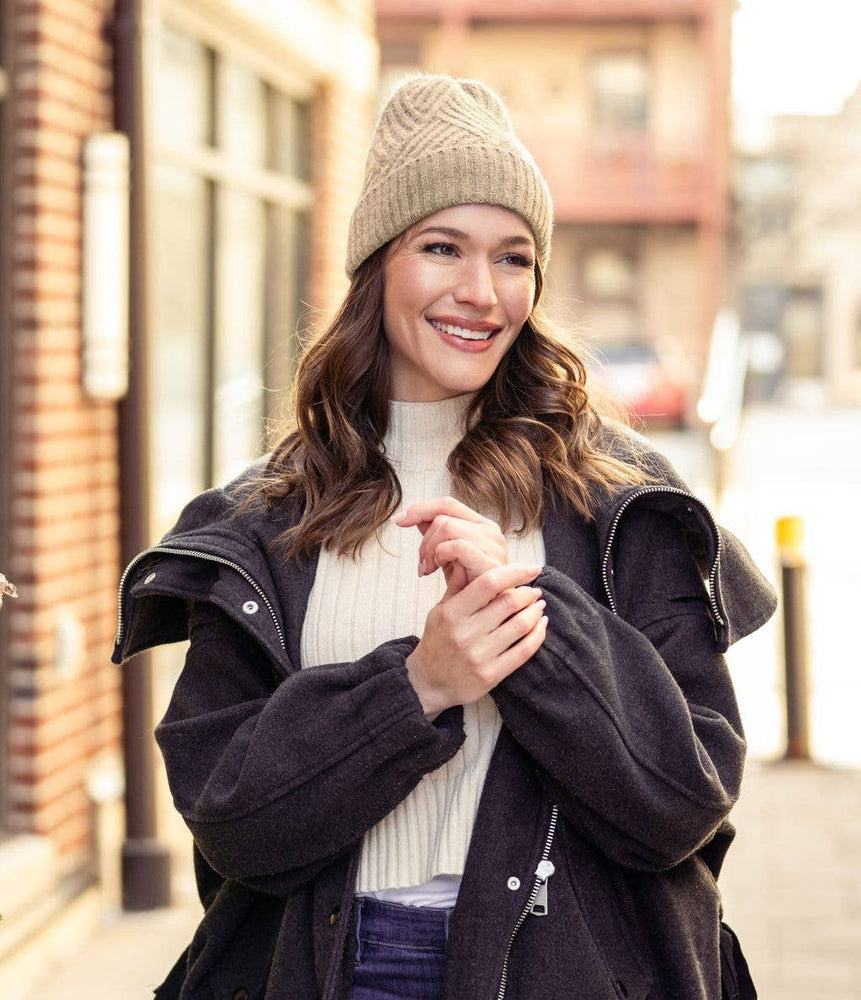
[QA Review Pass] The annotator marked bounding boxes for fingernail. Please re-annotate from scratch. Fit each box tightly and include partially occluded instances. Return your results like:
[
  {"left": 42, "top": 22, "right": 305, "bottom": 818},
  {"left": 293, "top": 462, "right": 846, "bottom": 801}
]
[
  {"left": 528, "top": 565, "right": 543, "bottom": 574},
  {"left": 540, "top": 615, "right": 548, "bottom": 628},
  {"left": 418, "top": 558, "right": 426, "bottom": 575},
  {"left": 537, "top": 600, "right": 546, "bottom": 611},
  {"left": 391, "top": 510, "right": 407, "bottom": 524}
]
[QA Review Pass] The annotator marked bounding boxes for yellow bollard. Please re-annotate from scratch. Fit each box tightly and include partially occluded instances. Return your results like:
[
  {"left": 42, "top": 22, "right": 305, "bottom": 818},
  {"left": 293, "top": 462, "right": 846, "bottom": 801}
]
[{"left": 775, "top": 517, "right": 810, "bottom": 760}]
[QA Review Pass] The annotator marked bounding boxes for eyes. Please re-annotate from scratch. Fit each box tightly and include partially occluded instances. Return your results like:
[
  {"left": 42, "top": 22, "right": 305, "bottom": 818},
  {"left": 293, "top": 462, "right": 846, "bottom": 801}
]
[{"left": 420, "top": 241, "right": 534, "bottom": 270}]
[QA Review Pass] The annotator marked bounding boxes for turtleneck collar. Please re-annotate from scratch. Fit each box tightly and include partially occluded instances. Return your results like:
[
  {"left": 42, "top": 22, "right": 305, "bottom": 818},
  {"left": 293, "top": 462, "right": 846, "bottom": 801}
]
[{"left": 385, "top": 394, "right": 474, "bottom": 473}]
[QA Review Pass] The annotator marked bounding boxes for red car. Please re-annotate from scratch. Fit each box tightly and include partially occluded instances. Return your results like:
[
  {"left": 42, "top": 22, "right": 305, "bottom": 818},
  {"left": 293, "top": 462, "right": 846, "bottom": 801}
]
[{"left": 589, "top": 340, "right": 690, "bottom": 428}]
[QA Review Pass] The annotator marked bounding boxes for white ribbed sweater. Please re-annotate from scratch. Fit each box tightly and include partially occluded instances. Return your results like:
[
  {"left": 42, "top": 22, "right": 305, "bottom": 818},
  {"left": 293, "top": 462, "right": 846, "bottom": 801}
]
[{"left": 300, "top": 395, "right": 545, "bottom": 895}]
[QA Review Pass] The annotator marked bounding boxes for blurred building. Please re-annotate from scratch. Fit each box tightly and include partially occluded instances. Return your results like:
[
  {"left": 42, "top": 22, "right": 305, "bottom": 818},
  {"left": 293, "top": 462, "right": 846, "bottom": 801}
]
[
  {"left": 732, "top": 85, "right": 861, "bottom": 404},
  {"left": 375, "top": 0, "right": 733, "bottom": 377},
  {"left": 0, "top": 0, "right": 376, "bottom": 991}
]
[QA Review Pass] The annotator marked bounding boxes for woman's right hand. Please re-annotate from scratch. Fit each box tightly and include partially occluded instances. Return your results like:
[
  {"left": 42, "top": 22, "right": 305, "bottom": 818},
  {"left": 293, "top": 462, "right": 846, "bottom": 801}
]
[{"left": 405, "top": 563, "right": 547, "bottom": 720}]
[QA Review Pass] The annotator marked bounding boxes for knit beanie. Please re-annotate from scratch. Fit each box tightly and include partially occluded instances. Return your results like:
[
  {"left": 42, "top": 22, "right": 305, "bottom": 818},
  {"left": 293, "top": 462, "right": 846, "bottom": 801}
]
[{"left": 346, "top": 75, "right": 553, "bottom": 277}]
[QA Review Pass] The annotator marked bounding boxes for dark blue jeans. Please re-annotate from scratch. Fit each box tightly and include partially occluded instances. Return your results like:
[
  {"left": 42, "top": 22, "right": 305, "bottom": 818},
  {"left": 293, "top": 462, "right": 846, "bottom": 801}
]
[{"left": 349, "top": 897, "right": 451, "bottom": 1000}]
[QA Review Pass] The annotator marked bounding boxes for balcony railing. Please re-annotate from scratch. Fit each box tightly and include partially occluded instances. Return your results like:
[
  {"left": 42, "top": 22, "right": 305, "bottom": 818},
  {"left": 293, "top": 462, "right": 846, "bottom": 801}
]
[
  {"left": 375, "top": 0, "right": 711, "bottom": 22},
  {"left": 523, "top": 134, "right": 709, "bottom": 223}
]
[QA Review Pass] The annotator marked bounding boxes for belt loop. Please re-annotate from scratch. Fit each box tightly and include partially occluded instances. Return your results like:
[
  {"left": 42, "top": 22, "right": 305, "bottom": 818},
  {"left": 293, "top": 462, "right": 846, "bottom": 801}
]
[{"left": 354, "top": 897, "right": 365, "bottom": 965}]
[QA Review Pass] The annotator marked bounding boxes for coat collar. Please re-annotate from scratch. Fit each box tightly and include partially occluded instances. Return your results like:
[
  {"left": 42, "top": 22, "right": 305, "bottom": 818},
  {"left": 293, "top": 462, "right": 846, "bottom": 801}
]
[{"left": 114, "top": 439, "right": 776, "bottom": 666}]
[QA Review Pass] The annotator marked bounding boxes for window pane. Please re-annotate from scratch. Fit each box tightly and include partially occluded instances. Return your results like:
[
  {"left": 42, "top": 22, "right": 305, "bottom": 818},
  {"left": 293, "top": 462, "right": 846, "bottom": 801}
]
[
  {"left": 268, "top": 89, "right": 310, "bottom": 180},
  {"left": 591, "top": 52, "right": 649, "bottom": 130},
  {"left": 156, "top": 26, "right": 211, "bottom": 148},
  {"left": 265, "top": 206, "right": 307, "bottom": 415},
  {"left": 152, "top": 165, "right": 209, "bottom": 534},
  {"left": 582, "top": 248, "right": 636, "bottom": 299},
  {"left": 219, "top": 60, "right": 266, "bottom": 168},
  {"left": 213, "top": 190, "right": 266, "bottom": 483}
]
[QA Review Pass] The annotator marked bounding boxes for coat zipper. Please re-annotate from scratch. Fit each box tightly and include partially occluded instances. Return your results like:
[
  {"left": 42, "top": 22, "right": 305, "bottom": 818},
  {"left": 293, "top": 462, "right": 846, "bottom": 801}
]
[
  {"left": 496, "top": 485, "right": 723, "bottom": 997},
  {"left": 600, "top": 485, "right": 725, "bottom": 627},
  {"left": 496, "top": 803, "right": 558, "bottom": 1000},
  {"left": 114, "top": 545, "right": 287, "bottom": 654}
]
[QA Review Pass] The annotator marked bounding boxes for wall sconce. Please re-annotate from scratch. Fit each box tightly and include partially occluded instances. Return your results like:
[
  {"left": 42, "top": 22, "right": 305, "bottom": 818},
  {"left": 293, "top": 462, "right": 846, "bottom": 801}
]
[{"left": 82, "top": 132, "right": 130, "bottom": 400}]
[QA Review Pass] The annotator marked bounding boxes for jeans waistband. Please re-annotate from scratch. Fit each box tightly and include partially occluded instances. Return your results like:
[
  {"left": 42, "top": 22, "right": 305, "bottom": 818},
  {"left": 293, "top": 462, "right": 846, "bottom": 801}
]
[{"left": 354, "top": 896, "right": 451, "bottom": 955}]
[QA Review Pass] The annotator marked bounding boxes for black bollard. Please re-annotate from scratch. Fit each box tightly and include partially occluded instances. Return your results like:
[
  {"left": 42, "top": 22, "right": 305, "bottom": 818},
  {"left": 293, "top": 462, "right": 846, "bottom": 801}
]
[{"left": 776, "top": 516, "right": 810, "bottom": 760}]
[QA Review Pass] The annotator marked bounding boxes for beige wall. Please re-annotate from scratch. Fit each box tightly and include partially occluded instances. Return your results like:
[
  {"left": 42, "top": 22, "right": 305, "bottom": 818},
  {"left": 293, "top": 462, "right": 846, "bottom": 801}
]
[
  {"left": 416, "top": 20, "right": 706, "bottom": 157},
  {"left": 732, "top": 88, "right": 861, "bottom": 401}
]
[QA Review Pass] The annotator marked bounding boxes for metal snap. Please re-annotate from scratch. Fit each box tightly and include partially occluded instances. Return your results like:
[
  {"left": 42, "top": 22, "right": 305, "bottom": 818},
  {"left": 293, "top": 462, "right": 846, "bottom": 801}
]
[
  {"left": 507, "top": 876, "right": 520, "bottom": 891},
  {"left": 329, "top": 906, "right": 340, "bottom": 926},
  {"left": 242, "top": 600, "right": 259, "bottom": 615},
  {"left": 144, "top": 572, "right": 157, "bottom": 584}
]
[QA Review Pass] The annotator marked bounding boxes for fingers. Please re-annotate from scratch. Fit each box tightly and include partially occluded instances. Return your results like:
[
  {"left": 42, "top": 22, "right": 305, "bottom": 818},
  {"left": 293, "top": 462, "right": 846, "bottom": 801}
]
[
  {"left": 435, "top": 539, "right": 496, "bottom": 586},
  {"left": 407, "top": 564, "right": 548, "bottom": 715},
  {"left": 420, "top": 517, "right": 505, "bottom": 577},
  {"left": 393, "top": 497, "right": 485, "bottom": 529},
  {"left": 455, "top": 563, "right": 543, "bottom": 616},
  {"left": 486, "top": 597, "right": 546, "bottom": 655},
  {"left": 393, "top": 497, "right": 507, "bottom": 578},
  {"left": 492, "top": 612, "right": 549, "bottom": 681}
]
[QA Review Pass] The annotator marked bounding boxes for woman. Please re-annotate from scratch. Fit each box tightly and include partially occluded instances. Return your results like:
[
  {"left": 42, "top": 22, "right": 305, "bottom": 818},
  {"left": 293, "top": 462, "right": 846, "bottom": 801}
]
[{"left": 115, "top": 75, "right": 774, "bottom": 1000}]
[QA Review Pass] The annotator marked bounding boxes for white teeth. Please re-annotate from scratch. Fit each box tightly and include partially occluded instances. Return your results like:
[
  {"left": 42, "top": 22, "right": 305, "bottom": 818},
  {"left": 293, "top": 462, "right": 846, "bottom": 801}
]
[{"left": 429, "top": 319, "right": 494, "bottom": 341}]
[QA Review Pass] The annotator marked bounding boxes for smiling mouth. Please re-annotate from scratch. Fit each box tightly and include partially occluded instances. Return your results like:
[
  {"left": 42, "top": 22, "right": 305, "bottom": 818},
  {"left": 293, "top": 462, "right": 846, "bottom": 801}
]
[{"left": 428, "top": 319, "right": 498, "bottom": 342}]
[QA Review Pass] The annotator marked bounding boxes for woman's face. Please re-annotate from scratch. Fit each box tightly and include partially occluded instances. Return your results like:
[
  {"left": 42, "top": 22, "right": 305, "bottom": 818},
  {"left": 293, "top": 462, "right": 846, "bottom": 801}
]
[{"left": 382, "top": 204, "right": 536, "bottom": 402}]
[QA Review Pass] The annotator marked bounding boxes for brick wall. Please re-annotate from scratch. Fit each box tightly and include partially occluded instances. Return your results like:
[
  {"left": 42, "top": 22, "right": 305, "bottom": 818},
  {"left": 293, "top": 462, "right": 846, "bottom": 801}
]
[
  {"left": 6, "top": 0, "right": 120, "bottom": 871},
  {"left": 307, "top": 77, "right": 375, "bottom": 318},
  {"left": 306, "top": 0, "right": 377, "bottom": 319}
]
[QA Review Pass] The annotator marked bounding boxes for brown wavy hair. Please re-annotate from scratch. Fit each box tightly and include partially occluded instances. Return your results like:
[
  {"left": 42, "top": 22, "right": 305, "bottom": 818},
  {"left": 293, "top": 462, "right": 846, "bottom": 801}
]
[{"left": 245, "top": 247, "right": 646, "bottom": 560}]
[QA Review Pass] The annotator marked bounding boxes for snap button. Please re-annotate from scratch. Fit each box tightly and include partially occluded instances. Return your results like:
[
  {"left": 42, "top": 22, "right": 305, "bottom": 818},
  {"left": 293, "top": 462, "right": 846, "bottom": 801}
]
[
  {"left": 507, "top": 876, "right": 520, "bottom": 891},
  {"left": 144, "top": 572, "right": 157, "bottom": 584},
  {"left": 242, "top": 600, "right": 259, "bottom": 615},
  {"left": 232, "top": 989, "right": 249, "bottom": 1000},
  {"left": 329, "top": 906, "right": 340, "bottom": 926}
]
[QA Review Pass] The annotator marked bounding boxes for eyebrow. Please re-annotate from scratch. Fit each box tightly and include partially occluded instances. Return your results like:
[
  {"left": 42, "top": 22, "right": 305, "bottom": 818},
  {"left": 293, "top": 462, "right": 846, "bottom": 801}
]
[{"left": 414, "top": 225, "right": 535, "bottom": 250}]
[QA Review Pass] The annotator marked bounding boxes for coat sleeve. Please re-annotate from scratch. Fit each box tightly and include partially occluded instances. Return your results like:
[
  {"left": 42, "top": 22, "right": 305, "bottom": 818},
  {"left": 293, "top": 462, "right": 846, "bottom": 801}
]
[
  {"left": 491, "top": 507, "right": 746, "bottom": 872},
  {"left": 155, "top": 601, "right": 465, "bottom": 895}
]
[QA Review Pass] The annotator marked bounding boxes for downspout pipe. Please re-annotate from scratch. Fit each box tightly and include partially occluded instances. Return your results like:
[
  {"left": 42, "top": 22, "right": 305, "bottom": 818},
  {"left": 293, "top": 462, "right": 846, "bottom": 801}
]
[{"left": 112, "top": 0, "right": 172, "bottom": 911}]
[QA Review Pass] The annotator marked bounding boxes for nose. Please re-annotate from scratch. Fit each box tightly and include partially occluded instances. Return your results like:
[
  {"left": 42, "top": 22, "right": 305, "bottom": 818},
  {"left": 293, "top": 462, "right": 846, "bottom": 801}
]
[{"left": 453, "top": 258, "right": 498, "bottom": 310}]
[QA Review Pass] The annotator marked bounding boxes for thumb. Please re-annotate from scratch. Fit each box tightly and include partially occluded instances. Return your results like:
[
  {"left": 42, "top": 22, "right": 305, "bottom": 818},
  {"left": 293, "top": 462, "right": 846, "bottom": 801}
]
[{"left": 443, "top": 562, "right": 469, "bottom": 600}]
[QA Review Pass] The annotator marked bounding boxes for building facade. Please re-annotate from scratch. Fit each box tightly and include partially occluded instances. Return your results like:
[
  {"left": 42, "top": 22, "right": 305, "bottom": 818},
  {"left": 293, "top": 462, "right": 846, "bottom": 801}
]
[
  {"left": 0, "top": 0, "right": 376, "bottom": 991},
  {"left": 375, "top": 0, "right": 732, "bottom": 380},
  {"left": 732, "top": 86, "right": 861, "bottom": 403}
]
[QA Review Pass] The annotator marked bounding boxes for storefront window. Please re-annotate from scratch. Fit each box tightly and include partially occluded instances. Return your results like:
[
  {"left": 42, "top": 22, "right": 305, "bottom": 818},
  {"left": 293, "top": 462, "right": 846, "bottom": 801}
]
[
  {"left": 218, "top": 60, "right": 266, "bottom": 168},
  {"left": 152, "top": 166, "right": 210, "bottom": 535},
  {"left": 157, "top": 29, "right": 212, "bottom": 148},
  {"left": 213, "top": 189, "right": 266, "bottom": 484},
  {"left": 151, "top": 21, "right": 311, "bottom": 534}
]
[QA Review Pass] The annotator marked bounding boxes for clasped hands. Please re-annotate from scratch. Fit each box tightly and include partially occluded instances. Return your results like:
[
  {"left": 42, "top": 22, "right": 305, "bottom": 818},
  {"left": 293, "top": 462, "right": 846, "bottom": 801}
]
[{"left": 393, "top": 497, "right": 547, "bottom": 720}]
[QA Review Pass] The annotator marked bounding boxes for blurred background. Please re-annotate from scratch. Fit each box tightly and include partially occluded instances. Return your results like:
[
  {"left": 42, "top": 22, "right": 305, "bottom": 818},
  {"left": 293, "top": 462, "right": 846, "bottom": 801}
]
[{"left": 0, "top": 1, "right": 859, "bottom": 998}]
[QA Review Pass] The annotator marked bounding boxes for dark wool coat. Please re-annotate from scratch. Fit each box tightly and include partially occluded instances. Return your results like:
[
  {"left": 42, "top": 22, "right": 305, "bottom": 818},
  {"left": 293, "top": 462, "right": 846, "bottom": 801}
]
[{"left": 113, "top": 440, "right": 775, "bottom": 1000}]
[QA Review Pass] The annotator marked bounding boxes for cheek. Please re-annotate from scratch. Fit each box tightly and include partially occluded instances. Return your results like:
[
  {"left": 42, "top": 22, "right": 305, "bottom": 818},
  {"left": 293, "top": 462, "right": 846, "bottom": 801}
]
[{"left": 505, "top": 282, "right": 535, "bottom": 329}]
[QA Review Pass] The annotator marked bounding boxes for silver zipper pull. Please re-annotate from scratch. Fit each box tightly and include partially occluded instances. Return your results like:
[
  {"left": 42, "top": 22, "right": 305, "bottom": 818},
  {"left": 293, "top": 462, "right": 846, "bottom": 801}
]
[{"left": 530, "top": 860, "right": 555, "bottom": 917}]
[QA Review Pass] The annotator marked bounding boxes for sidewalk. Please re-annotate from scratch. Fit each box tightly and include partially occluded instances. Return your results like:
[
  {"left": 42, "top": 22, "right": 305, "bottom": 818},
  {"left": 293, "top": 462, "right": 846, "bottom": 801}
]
[
  {"left": 25, "top": 761, "right": 861, "bottom": 1000},
  {"left": 720, "top": 760, "right": 861, "bottom": 1000}
]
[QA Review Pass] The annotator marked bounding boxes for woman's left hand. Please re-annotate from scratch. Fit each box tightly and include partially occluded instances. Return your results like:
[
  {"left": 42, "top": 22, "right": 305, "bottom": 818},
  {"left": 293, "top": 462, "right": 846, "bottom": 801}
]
[{"left": 393, "top": 497, "right": 508, "bottom": 596}]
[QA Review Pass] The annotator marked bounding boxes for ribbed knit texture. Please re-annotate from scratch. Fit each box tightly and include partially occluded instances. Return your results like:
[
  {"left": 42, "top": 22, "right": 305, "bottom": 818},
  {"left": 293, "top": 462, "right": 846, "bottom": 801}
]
[
  {"left": 300, "top": 395, "right": 545, "bottom": 894},
  {"left": 346, "top": 75, "right": 553, "bottom": 276}
]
